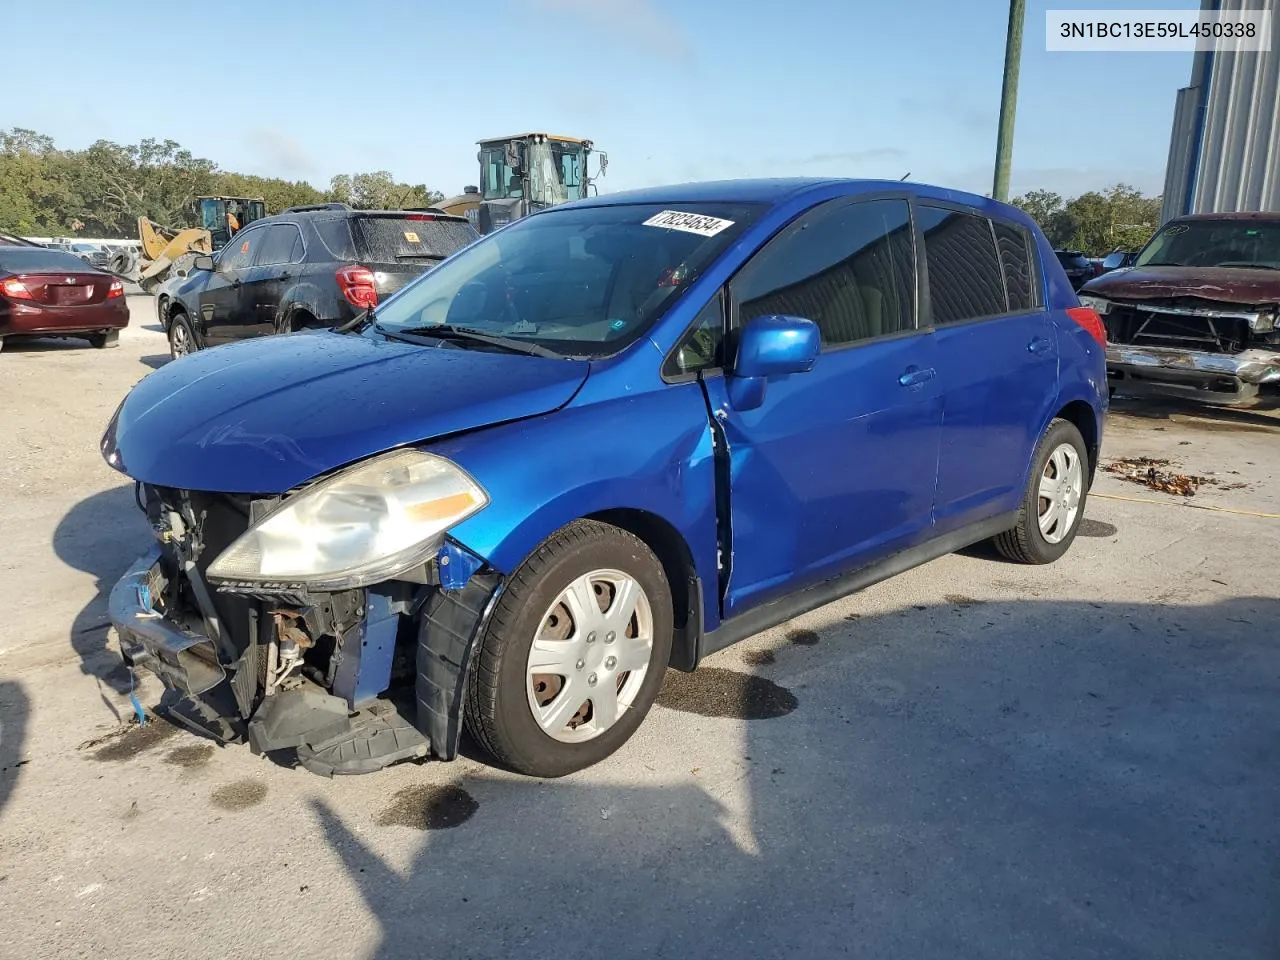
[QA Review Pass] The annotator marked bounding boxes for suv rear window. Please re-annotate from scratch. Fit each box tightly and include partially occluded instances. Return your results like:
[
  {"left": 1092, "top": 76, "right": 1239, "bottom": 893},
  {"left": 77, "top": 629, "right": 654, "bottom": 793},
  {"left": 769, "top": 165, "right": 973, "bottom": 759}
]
[{"left": 351, "top": 216, "right": 478, "bottom": 263}]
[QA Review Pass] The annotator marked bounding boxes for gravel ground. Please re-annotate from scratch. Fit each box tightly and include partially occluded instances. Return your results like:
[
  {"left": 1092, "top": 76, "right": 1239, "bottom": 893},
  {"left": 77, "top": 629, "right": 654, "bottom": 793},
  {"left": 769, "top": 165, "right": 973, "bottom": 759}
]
[{"left": 2, "top": 298, "right": 1279, "bottom": 959}]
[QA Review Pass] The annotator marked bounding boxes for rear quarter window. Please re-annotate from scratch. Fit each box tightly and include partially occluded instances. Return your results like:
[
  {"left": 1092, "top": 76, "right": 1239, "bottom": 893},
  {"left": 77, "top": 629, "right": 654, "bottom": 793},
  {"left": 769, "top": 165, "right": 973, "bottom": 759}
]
[
  {"left": 352, "top": 217, "right": 479, "bottom": 262},
  {"left": 313, "top": 218, "right": 356, "bottom": 261}
]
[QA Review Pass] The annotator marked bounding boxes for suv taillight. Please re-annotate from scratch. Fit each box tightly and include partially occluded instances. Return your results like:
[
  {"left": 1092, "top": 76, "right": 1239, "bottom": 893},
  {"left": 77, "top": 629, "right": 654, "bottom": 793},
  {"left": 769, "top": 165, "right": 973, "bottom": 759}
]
[
  {"left": 1066, "top": 305, "right": 1107, "bottom": 347},
  {"left": 107, "top": 280, "right": 124, "bottom": 299},
  {"left": 336, "top": 265, "right": 377, "bottom": 309}
]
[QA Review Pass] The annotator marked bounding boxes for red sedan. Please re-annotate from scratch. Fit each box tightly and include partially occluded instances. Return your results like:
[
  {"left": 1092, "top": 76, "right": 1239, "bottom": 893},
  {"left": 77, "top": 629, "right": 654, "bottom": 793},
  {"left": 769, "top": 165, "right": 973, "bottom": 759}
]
[{"left": 0, "top": 245, "right": 129, "bottom": 352}]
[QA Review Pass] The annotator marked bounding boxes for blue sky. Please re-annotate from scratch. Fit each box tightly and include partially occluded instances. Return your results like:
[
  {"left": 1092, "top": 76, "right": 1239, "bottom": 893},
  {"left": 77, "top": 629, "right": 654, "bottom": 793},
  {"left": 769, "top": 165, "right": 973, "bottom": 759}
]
[{"left": 4, "top": 0, "right": 1195, "bottom": 200}]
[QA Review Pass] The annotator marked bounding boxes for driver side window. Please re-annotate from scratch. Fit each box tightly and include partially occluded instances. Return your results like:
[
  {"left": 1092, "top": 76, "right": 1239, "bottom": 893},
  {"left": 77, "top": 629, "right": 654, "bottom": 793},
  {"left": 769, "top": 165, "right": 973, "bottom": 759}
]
[{"left": 217, "top": 229, "right": 258, "bottom": 273}]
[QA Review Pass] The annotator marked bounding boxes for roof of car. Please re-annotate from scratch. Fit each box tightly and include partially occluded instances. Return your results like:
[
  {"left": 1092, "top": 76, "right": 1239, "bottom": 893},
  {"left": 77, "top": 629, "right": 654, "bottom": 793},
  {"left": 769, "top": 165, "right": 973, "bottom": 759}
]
[
  {"left": 1169, "top": 211, "right": 1280, "bottom": 223},
  {"left": 565, "top": 178, "right": 1016, "bottom": 215}
]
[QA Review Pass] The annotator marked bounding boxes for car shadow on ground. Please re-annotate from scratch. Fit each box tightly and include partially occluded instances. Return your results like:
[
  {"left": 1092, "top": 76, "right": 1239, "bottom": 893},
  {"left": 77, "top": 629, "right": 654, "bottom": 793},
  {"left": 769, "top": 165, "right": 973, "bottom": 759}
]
[
  {"left": 0, "top": 336, "right": 98, "bottom": 354},
  {"left": 54, "top": 486, "right": 153, "bottom": 704},
  {"left": 1109, "top": 394, "right": 1280, "bottom": 430},
  {"left": 140, "top": 354, "right": 169, "bottom": 370},
  {"left": 0, "top": 680, "right": 29, "bottom": 819},
  {"left": 314, "top": 593, "right": 1280, "bottom": 960}
]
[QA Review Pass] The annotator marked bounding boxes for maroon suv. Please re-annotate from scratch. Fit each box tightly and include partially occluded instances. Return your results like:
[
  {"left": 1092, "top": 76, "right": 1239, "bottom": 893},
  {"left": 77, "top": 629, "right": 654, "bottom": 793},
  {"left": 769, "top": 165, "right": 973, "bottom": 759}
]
[
  {"left": 1080, "top": 212, "right": 1280, "bottom": 404},
  {"left": 0, "top": 244, "right": 129, "bottom": 353}
]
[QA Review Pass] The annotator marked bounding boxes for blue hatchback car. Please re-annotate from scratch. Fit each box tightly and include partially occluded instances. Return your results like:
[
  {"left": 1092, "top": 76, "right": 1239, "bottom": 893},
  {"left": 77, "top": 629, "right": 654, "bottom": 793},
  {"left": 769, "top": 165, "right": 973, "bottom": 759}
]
[{"left": 103, "top": 179, "right": 1107, "bottom": 778}]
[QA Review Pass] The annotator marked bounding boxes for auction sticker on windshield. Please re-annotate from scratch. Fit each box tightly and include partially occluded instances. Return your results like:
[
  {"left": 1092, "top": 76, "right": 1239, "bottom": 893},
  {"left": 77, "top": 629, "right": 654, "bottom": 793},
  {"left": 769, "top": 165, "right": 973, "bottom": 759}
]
[{"left": 642, "top": 210, "right": 736, "bottom": 237}]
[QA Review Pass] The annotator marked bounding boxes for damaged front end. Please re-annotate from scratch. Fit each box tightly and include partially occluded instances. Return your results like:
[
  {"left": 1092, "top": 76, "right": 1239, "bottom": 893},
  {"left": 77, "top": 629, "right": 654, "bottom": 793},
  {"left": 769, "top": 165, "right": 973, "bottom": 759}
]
[
  {"left": 1091, "top": 296, "right": 1280, "bottom": 403},
  {"left": 108, "top": 469, "right": 502, "bottom": 777}
]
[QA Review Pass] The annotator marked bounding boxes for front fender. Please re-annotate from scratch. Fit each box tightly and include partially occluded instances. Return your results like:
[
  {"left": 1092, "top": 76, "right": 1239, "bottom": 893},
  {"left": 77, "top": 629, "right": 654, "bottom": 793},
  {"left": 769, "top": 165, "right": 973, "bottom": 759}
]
[{"left": 430, "top": 382, "right": 722, "bottom": 632}]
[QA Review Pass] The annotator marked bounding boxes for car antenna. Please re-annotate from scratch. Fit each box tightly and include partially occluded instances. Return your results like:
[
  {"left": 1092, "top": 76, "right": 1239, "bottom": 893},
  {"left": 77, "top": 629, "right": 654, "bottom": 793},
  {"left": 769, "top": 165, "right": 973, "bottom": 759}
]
[{"left": 899, "top": 171, "right": 911, "bottom": 181}]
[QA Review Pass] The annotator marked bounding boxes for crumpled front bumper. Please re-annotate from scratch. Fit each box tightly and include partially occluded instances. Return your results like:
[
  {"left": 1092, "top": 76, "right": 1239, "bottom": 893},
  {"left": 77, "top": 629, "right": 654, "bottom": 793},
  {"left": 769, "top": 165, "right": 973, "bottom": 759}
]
[
  {"left": 1106, "top": 344, "right": 1280, "bottom": 401},
  {"left": 108, "top": 547, "right": 225, "bottom": 697}
]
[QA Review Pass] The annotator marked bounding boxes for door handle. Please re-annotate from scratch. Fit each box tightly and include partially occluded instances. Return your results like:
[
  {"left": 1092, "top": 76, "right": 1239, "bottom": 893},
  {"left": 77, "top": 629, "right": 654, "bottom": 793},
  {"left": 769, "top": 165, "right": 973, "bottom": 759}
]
[
  {"left": 1028, "top": 337, "right": 1051, "bottom": 354},
  {"left": 278, "top": 272, "right": 291, "bottom": 281},
  {"left": 898, "top": 367, "right": 936, "bottom": 387},
  {"left": 230, "top": 279, "right": 242, "bottom": 289}
]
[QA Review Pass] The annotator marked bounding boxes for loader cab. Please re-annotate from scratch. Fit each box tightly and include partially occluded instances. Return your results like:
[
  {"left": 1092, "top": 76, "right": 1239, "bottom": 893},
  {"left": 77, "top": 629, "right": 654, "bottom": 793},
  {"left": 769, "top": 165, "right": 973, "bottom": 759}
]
[
  {"left": 475, "top": 133, "right": 606, "bottom": 234},
  {"left": 199, "top": 196, "right": 267, "bottom": 250}
]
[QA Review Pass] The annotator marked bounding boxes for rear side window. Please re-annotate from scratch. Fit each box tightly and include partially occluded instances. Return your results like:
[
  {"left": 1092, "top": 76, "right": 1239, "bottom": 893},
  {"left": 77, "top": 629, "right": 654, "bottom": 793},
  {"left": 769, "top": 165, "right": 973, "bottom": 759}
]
[
  {"left": 918, "top": 206, "right": 1006, "bottom": 324},
  {"left": 351, "top": 216, "right": 478, "bottom": 263},
  {"left": 313, "top": 218, "right": 356, "bottom": 260},
  {"left": 732, "top": 198, "right": 915, "bottom": 348},
  {"left": 994, "top": 222, "right": 1037, "bottom": 312},
  {"left": 253, "top": 225, "right": 303, "bottom": 266}
]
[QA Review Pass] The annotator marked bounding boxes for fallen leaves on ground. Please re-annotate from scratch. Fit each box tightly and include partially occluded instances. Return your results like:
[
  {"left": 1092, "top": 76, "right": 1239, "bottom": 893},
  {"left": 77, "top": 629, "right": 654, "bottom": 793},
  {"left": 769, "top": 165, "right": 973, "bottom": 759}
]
[{"left": 1101, "top": 457, "right": 1214, "bottom": 497}]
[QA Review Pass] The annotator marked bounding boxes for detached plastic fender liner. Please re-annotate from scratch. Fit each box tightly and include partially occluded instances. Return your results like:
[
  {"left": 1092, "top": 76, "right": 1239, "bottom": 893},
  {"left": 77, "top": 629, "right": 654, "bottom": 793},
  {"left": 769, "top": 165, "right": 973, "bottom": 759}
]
[{"left": 415, "top": 570, "right": 505, "bottom": 760}]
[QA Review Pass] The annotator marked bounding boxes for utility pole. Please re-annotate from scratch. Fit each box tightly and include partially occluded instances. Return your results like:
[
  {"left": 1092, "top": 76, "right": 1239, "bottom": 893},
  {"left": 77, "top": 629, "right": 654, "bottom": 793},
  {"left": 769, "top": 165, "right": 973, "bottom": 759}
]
[{"left": 992, "top": 0, "right": 1026, "bottom": 202}]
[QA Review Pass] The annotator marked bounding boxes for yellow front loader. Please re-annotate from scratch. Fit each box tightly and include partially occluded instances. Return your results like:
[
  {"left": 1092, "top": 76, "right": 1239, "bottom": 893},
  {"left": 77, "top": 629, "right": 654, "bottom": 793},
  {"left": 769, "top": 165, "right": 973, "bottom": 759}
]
[{"left": 117, "top": 196, "right": 266, "bottom": 292}]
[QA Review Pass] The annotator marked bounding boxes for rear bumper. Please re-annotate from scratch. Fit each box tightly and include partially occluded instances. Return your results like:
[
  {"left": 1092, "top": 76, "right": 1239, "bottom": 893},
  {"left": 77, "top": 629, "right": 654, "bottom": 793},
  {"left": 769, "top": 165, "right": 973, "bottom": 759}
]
[
  {"left": 1107, "top": 344, "right": 1280, "bottom": 402},
  {"left": 1, "top": 299, "right": 129, "bottom": 336}
]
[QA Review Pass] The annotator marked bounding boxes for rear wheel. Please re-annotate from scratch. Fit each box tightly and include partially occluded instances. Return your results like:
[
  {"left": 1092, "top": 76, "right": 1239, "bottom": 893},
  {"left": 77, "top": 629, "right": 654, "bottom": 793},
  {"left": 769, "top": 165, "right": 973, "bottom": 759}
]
[
  {"left": 168, "top": 312, "right": 197, "bottom": 359},
  {"left": 465, "top": 519, "right": 673, "bottom": 777},
  {"left": 87, "top": 331, "right": 119, "bottom": 349},
  {"left": 993, "top": 418, "right": 1089, "bottom": 564}
]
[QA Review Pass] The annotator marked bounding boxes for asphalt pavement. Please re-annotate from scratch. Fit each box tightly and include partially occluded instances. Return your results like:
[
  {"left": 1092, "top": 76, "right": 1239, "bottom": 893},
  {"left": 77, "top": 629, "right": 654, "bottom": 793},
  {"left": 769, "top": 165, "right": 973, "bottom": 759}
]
[{"left": 1, "top": 299, "right": 1278, "bottom": 959}]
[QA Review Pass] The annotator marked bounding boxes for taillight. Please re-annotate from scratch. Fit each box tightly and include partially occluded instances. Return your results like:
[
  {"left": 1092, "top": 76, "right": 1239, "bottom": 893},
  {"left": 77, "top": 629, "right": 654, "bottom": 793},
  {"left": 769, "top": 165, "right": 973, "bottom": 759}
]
[
  {"left": 1066, "top": 305, "right": 1107, "bottom": 347},
  {"left": 107, "top": 280, "right": 124, "bottom": 299},
  {"left": 336, "top": 265, "right": 378, "bottom": 309},
  {"left": 1, "top": 277, "right": 33, "bottom": 300}
]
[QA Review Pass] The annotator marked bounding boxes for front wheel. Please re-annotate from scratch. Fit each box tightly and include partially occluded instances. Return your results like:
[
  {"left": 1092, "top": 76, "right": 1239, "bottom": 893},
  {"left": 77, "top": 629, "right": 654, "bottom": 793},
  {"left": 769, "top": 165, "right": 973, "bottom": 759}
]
[
  {"left": 993, "top": 418, "right": 1089, "bottom": 564},
  {"left": 168, "top": 313, "right": 198, "bottom": 359},
  {"left": 465, "top": 520, "right": 674, "bottom": 777}
]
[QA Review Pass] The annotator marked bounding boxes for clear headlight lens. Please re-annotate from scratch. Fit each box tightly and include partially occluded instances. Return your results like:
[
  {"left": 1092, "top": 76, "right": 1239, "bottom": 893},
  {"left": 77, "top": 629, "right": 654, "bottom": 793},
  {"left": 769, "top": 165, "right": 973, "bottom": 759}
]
[
  {"left": 207, "top": 449, "right": 488, "bottom": 590},
  {"left": 1078, "top": 295, "right": 1111, "bottom": 315}
]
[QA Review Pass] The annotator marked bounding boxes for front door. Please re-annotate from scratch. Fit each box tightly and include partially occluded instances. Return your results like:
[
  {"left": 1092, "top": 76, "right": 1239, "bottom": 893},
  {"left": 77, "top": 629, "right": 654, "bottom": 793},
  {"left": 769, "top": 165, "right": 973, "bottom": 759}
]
[
  {"left": 700, "top": 197, "right": 943, "bottom": 618},
  {"left": 199, "top": 227, "right": 260, "bottom": 344},
  {"left": 916, "top": 206, "right": 1060, "bottom": 532},
  {"left": 239, "top": 223, "right": 302, "bottom": 338}
]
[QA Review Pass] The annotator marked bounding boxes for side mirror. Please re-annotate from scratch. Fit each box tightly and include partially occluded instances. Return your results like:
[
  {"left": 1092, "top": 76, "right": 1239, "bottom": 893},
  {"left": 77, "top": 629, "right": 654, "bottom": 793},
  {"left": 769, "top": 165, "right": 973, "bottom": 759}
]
[
  {"left": 192, "top": 255, "right": 215, "bottom": 272},
  {"left": 733, "top": 315, "right": 821, "bottom": 378},
  {"left": 728, "top": 315, "right": 820, "bottom": 412}
]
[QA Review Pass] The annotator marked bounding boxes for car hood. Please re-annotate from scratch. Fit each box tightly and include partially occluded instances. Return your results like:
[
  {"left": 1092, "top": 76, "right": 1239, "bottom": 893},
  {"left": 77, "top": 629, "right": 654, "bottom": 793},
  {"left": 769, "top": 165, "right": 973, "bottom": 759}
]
[
  {"left": 1082, "top": 265, "right": 1280, "bottom": 306},
  {"left": 107, "top": 330, "right": 590, "bottom": 493}
]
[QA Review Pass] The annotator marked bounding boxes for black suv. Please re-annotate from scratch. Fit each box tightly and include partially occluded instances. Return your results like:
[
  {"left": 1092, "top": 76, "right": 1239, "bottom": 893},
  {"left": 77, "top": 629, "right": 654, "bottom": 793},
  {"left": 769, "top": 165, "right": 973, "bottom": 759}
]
[
  {"left": 1053, "top": 249, "right": 1095, "bottom": 291},
  {"left": 159, "top": 203, "right": 480, "bottom": 358}
]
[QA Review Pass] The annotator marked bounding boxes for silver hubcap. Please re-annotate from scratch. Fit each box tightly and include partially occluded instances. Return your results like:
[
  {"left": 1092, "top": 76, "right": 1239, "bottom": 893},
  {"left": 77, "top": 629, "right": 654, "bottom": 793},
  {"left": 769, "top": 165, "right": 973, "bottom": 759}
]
[
  {"left": 526, "top": 568, "right": 653, "bottom": 743},
  {"left": 1038, "top": 442, "right": 1083, "bottom": 544},
  {"left": 170, "top": 323, "right": 191, "bottom": 357}
]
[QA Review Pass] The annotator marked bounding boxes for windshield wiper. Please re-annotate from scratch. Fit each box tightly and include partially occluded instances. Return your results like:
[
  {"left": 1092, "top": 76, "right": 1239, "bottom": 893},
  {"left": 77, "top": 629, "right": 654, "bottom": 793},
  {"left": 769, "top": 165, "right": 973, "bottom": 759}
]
[
  {"left": 1217, "top": 261, "right": 1280, "bottom": 271},
  {"left": 395, "top": 253, "right": 446, "bottom": 261},
  {"left": 335, "top": 306, "right": 374, "bottom": 334},
  {"left": 394, "top": 324, "right": 562, "bottom": 358}
]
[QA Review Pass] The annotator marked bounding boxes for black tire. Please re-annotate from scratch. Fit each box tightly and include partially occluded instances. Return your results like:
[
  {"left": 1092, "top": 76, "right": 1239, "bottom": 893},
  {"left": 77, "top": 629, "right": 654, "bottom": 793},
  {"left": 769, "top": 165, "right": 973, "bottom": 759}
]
[
  {"left": 87, "top": 331, "right": 119, "bottom": 349},
  {"left": 993, "top": 418, "right": 1089, "bottom": 564},
  {"left": 465, "top": 519, "right": 674, "bottom": 777},
  {"left": 168, "top": 312, "right": 198, "bottom": 359}
]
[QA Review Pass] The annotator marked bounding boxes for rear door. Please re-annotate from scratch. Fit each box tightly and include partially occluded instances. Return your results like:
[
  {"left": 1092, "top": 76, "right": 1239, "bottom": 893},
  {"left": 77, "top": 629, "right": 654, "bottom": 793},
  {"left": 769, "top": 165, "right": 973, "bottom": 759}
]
[
  {"left": 699, "top": 196, "right": 943, "bottom": 616},
  {"left": 240, "top": 223, "right": 303, "bottom": 337},
  {"left": 350, "top": 214, "right": 480, "bottom": 297},
  {"left": 922, "top": 206, "right": 1059, "bottom": 532},
  {"left": 199, "top": 227, "right": 261, "bottom": 344}
]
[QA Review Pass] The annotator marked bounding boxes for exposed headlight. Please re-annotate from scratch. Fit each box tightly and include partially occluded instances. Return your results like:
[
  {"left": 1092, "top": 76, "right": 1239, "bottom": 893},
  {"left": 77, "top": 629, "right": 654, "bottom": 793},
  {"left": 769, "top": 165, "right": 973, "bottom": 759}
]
[
  {"left": 1078, "top": 295, "right": 1111, "bottom": 315},
  {"left": 207, "top": 449, "right": 488, "bottom": 590}
]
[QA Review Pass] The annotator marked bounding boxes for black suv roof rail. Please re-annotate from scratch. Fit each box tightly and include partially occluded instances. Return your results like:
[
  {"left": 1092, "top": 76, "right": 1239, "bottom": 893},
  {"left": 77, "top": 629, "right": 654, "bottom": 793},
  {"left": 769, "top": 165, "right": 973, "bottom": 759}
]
[{"left": 281, "top": 202, "right": 352, "bottom": 214}]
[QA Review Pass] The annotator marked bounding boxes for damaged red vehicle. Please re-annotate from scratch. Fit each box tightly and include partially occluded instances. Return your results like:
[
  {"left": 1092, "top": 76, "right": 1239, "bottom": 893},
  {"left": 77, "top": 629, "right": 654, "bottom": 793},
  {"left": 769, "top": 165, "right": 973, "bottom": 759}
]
[{"left": 1080, "top": 212, "right": 1280, "bottom": 404}]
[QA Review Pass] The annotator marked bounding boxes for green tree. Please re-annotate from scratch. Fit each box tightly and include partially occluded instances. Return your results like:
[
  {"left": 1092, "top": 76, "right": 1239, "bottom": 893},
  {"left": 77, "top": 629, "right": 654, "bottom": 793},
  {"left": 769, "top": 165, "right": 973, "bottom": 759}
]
[{"left": 328, "top": 171, "right": 444, "bottom": 210}]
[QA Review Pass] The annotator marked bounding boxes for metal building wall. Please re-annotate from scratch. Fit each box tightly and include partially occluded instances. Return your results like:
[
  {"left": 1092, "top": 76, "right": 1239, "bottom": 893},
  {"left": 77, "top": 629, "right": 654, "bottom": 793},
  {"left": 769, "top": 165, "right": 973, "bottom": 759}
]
[{"left": 1161, "top": 0, "right": 1280, "bottom": 222}]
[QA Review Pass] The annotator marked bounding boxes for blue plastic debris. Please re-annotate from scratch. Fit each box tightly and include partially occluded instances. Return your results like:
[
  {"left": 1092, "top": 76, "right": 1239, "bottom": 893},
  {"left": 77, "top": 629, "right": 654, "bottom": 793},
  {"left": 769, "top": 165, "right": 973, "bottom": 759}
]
[{"left": 127, "top": 667, "right": 147, "bottom": 727}]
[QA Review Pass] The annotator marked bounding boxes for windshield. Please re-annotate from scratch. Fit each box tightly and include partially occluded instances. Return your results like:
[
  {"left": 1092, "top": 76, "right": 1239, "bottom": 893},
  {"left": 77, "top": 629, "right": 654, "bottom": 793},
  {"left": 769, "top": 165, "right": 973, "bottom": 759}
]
[
  {"left": 480, "top": 140, "right": 589, "bottom": 205},
  {"left": 1134, "top": 219, "right": 1280, "bottom": 269},
  {"left": 372, "top": 201, "right": 761, "bottom": 358}
]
